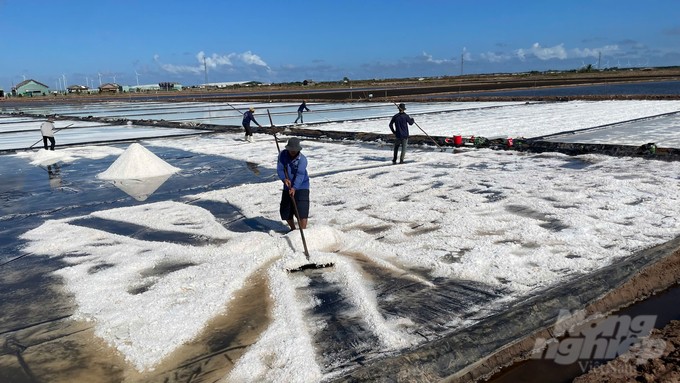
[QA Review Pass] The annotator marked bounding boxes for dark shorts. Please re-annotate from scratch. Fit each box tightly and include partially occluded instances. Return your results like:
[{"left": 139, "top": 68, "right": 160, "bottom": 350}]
[
  {"left": 280, "top": 189, "right": 309, "bottom": 220},
  {"left": 243, "top": 124, "right": 254, "bottom": 135}
]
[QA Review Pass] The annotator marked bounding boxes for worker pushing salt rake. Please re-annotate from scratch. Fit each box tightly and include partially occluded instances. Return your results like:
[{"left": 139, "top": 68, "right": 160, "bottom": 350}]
[
  {"left": 268, "top": 109, "right": 334, "bottom": 272},
  {"left": 29, "top": 118, "right": 75, "bottom": 150},
  {"left": 225, "top": 102, "right": 263, "bottom": 142},
  {"left": 389, "top": 102, "right": 444, "bottom": 164}
]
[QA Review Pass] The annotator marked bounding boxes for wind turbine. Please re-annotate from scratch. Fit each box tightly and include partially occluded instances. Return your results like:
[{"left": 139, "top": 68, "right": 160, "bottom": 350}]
[
  {"left": 134, "top": 70, "right": 141, "bottom": 86},
  {"left": 58, "top": 77, "right": 62, "bottom": 92},
  {"left": 21, "top": 75, "right": 26, "bottom": 81},
  {"left": 62, "top": 74, "right": 67, "bottom": 90},
  {"left": 98, "top": 72, "right": 102, "bottom": 85},
  {"left": 85, "top": 78, "right": 89, "bottom": 88},
  {"left": 112, "top": 75, "right": 117, "bottom": 84},
  {"left": 580, "top": 60, "right": 587, "bottom": 69}
]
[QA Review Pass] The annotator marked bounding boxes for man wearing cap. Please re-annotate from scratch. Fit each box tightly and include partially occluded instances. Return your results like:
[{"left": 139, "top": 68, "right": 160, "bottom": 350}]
[
  {"left": 294, "top": 100, "right": 311, "bottom": 124},
  {"left": 277, "top": 137, "right": 310, "bottom": 230},
  {"left": 242, "top": 107, "right": 262, "bottom": 143},
  {"left": 40, "top": 117, "right": 57, "bottom": 151},
  {"left": 389, "top": 103, "right": 415, "bottom": 164}
]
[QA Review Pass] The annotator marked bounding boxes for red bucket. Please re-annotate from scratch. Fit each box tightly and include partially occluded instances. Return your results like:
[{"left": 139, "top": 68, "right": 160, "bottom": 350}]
[{"left": 453, "top": 135, "right": 462, "bottom": 145}]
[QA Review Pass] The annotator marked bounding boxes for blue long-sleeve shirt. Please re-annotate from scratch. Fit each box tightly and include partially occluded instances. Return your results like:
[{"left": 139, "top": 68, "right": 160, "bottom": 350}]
[
  {"left": 389, "top": 112, "right": 415, "bottom": 139},
  {"left": 242, "top": 111, "right": 259, "bottom": 127},
  {"left": 297, "top": 102, "right": 310, "bottom": 113},
  {"left": 278, "top": 150, "right": 309, "bottom": 191}
]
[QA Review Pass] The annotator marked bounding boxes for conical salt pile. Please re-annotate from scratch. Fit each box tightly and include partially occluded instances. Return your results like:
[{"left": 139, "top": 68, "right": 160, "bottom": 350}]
[{"left": 97, "top": 143, "right": 180, "bottom": 180}]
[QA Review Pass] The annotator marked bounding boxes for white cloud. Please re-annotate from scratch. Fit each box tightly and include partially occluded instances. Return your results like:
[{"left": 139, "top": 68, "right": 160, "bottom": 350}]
[
  {"left": 155, "top": 51, "right": 270, "bottom": 75},
  {"left": 570, "top": 45, "right": 619, "bottom": 59},
  {"left": 516, "top": 43, "right": 567, "bottom": 61},
  {"left": 153, "top": 55, "right": 203, "bottom": 75},
  {"left": 462, "top": 47, "right": 473, "bottom": 61},
  {"left": 421, "top": 51, "right": 450, "bottom": 64},
  {"left": 196, "top": 51, "right": 233, "bottom": 68},
  {"left": 515, "top": 43, "right": 620, "bottom": 61},
  {"left": 234, "top": 51, "right": 268, "bottom": 67},
  {"left": 480, "top": 52, "right": 512, "bottom": 63}
]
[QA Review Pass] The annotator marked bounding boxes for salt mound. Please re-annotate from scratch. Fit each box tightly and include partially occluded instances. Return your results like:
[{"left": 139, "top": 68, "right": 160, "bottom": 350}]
[
  {"left": 97, "top": 143, "right": 179, "bottom": 180},
  {"left": 19, "top": 149, "right": 75, "bottom": 166},
  {"left": 283, "top": 225, "right": 344, "bottom": 253}
]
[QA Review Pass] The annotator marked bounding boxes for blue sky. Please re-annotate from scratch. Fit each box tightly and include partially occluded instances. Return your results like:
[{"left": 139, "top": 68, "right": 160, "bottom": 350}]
[{"left": 1, "top": 0, "right": 679, "bottom": 90}]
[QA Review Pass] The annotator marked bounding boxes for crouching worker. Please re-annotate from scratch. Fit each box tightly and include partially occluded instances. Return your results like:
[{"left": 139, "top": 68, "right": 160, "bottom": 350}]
[{"left": 277, "top": 137, "right": 309, "bottom": 230}]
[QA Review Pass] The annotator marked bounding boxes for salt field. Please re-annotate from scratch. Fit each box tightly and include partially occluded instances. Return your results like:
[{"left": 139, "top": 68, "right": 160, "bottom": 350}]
[
  {"left": 547, "top": 111, "right": 680, "bottom": 148},
  {"left": 2, "top": 101, "right": 527, "bottom": 127},
  {"left": 6, "top": 0, "right": 680, "bottom": 379},
  {"left": 0, "top": 116, "right": 209, "bottom": 151},
  {"left": 1, "top": 99, "right": 680, "bottom": 383},
  {"left": 3, "top": 100, "right": 680, "bottom": 146}
]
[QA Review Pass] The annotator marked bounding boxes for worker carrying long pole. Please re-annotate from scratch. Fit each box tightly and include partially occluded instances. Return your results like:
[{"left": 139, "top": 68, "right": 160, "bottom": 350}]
[
  {"left": 40, "top": 117, "right": 57, "bottom": 151},
  {"left": 242, "top": 107, "right": 262, "bottom": 143},
  {"left": 294, "top": 100, "right": 311, "bottom": 124},
  {"left": 389, "top": 103, "right": 415, "bottom": 164}
]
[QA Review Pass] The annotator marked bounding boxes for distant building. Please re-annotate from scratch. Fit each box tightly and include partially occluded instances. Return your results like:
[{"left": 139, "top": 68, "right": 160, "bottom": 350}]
[
  {"left": 303, "top": 79, "right": 316, "bottom": 86},
  {"left": 67, "top": 85, "right": 89, "bottom": 93},
  {"left": 0, "top": 88, "right": 4, "bottom": 98},
  {"left": 130, "top": 84, "right": 161, "bottom": 92},
  {"left": 159, "top": 82, "right": 183, "bottom": 91},
  {"left": 98, "top": 83, "right": 119, "bottom": 93},
  {"left": 12, "top": 79, "right": 49, "bottom": 96},
  {"left": 197, "top": 81, "right": 262, "bottom": 89}
]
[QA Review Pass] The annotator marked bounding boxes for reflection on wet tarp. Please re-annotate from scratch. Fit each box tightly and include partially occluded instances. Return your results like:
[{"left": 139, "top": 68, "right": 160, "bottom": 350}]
[
  {"left": 245, "top": 161, "right": 260, "bottom": 176},
  {"left": 47, "top": 165, "right": 63, "bottom": 189},
  {"left": 109, "top": 174, "right": 173, "bottom": 201}
]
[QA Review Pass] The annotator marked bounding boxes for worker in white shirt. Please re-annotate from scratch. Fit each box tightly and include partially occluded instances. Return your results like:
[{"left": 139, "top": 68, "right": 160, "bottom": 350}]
[{"left": 40, "top": 118, "right": 56, "bottom": 150}]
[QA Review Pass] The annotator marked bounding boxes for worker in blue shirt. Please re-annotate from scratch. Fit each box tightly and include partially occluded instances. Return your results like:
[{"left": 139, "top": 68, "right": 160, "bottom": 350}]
[
  {"left": 389, "top": 103, "right": 415, "bottom": 164},
  {"left": 242, "top": 107, "right": 262, "bottom": 143},
  {"left": 277, "top": 137, "right": 310, "bottom": 230},
  {"left": 294, "top": 100, "right": 311, "bottom": 124}
]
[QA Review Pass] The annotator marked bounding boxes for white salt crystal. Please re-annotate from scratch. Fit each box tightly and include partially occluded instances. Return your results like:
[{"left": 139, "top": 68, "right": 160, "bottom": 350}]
[{"left": 97, "top": 143, "right": 179, "bottom": 180}]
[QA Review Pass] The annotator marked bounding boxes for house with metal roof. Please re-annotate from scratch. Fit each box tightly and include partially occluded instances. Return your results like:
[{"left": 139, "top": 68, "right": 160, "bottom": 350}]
[
  {"left": 67, "top": 85, "right": 89, "bottom": 93},
  {"left": 11, "top": 79, "right": 50, "bottom": 96},
  {"left": 98, "top": 83, "right": 119, "bottom": 93}
]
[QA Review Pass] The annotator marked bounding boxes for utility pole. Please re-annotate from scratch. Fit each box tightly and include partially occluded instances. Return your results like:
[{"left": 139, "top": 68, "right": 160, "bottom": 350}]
[
  {"left": 598, "top": 52, "right": 601, "bottom": 70},
  {"left": 204, "top": 58, "right": 208, "bottom": 86},
  {"left": 461, "top": 54, "right": 464, "bottom": 76}
]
